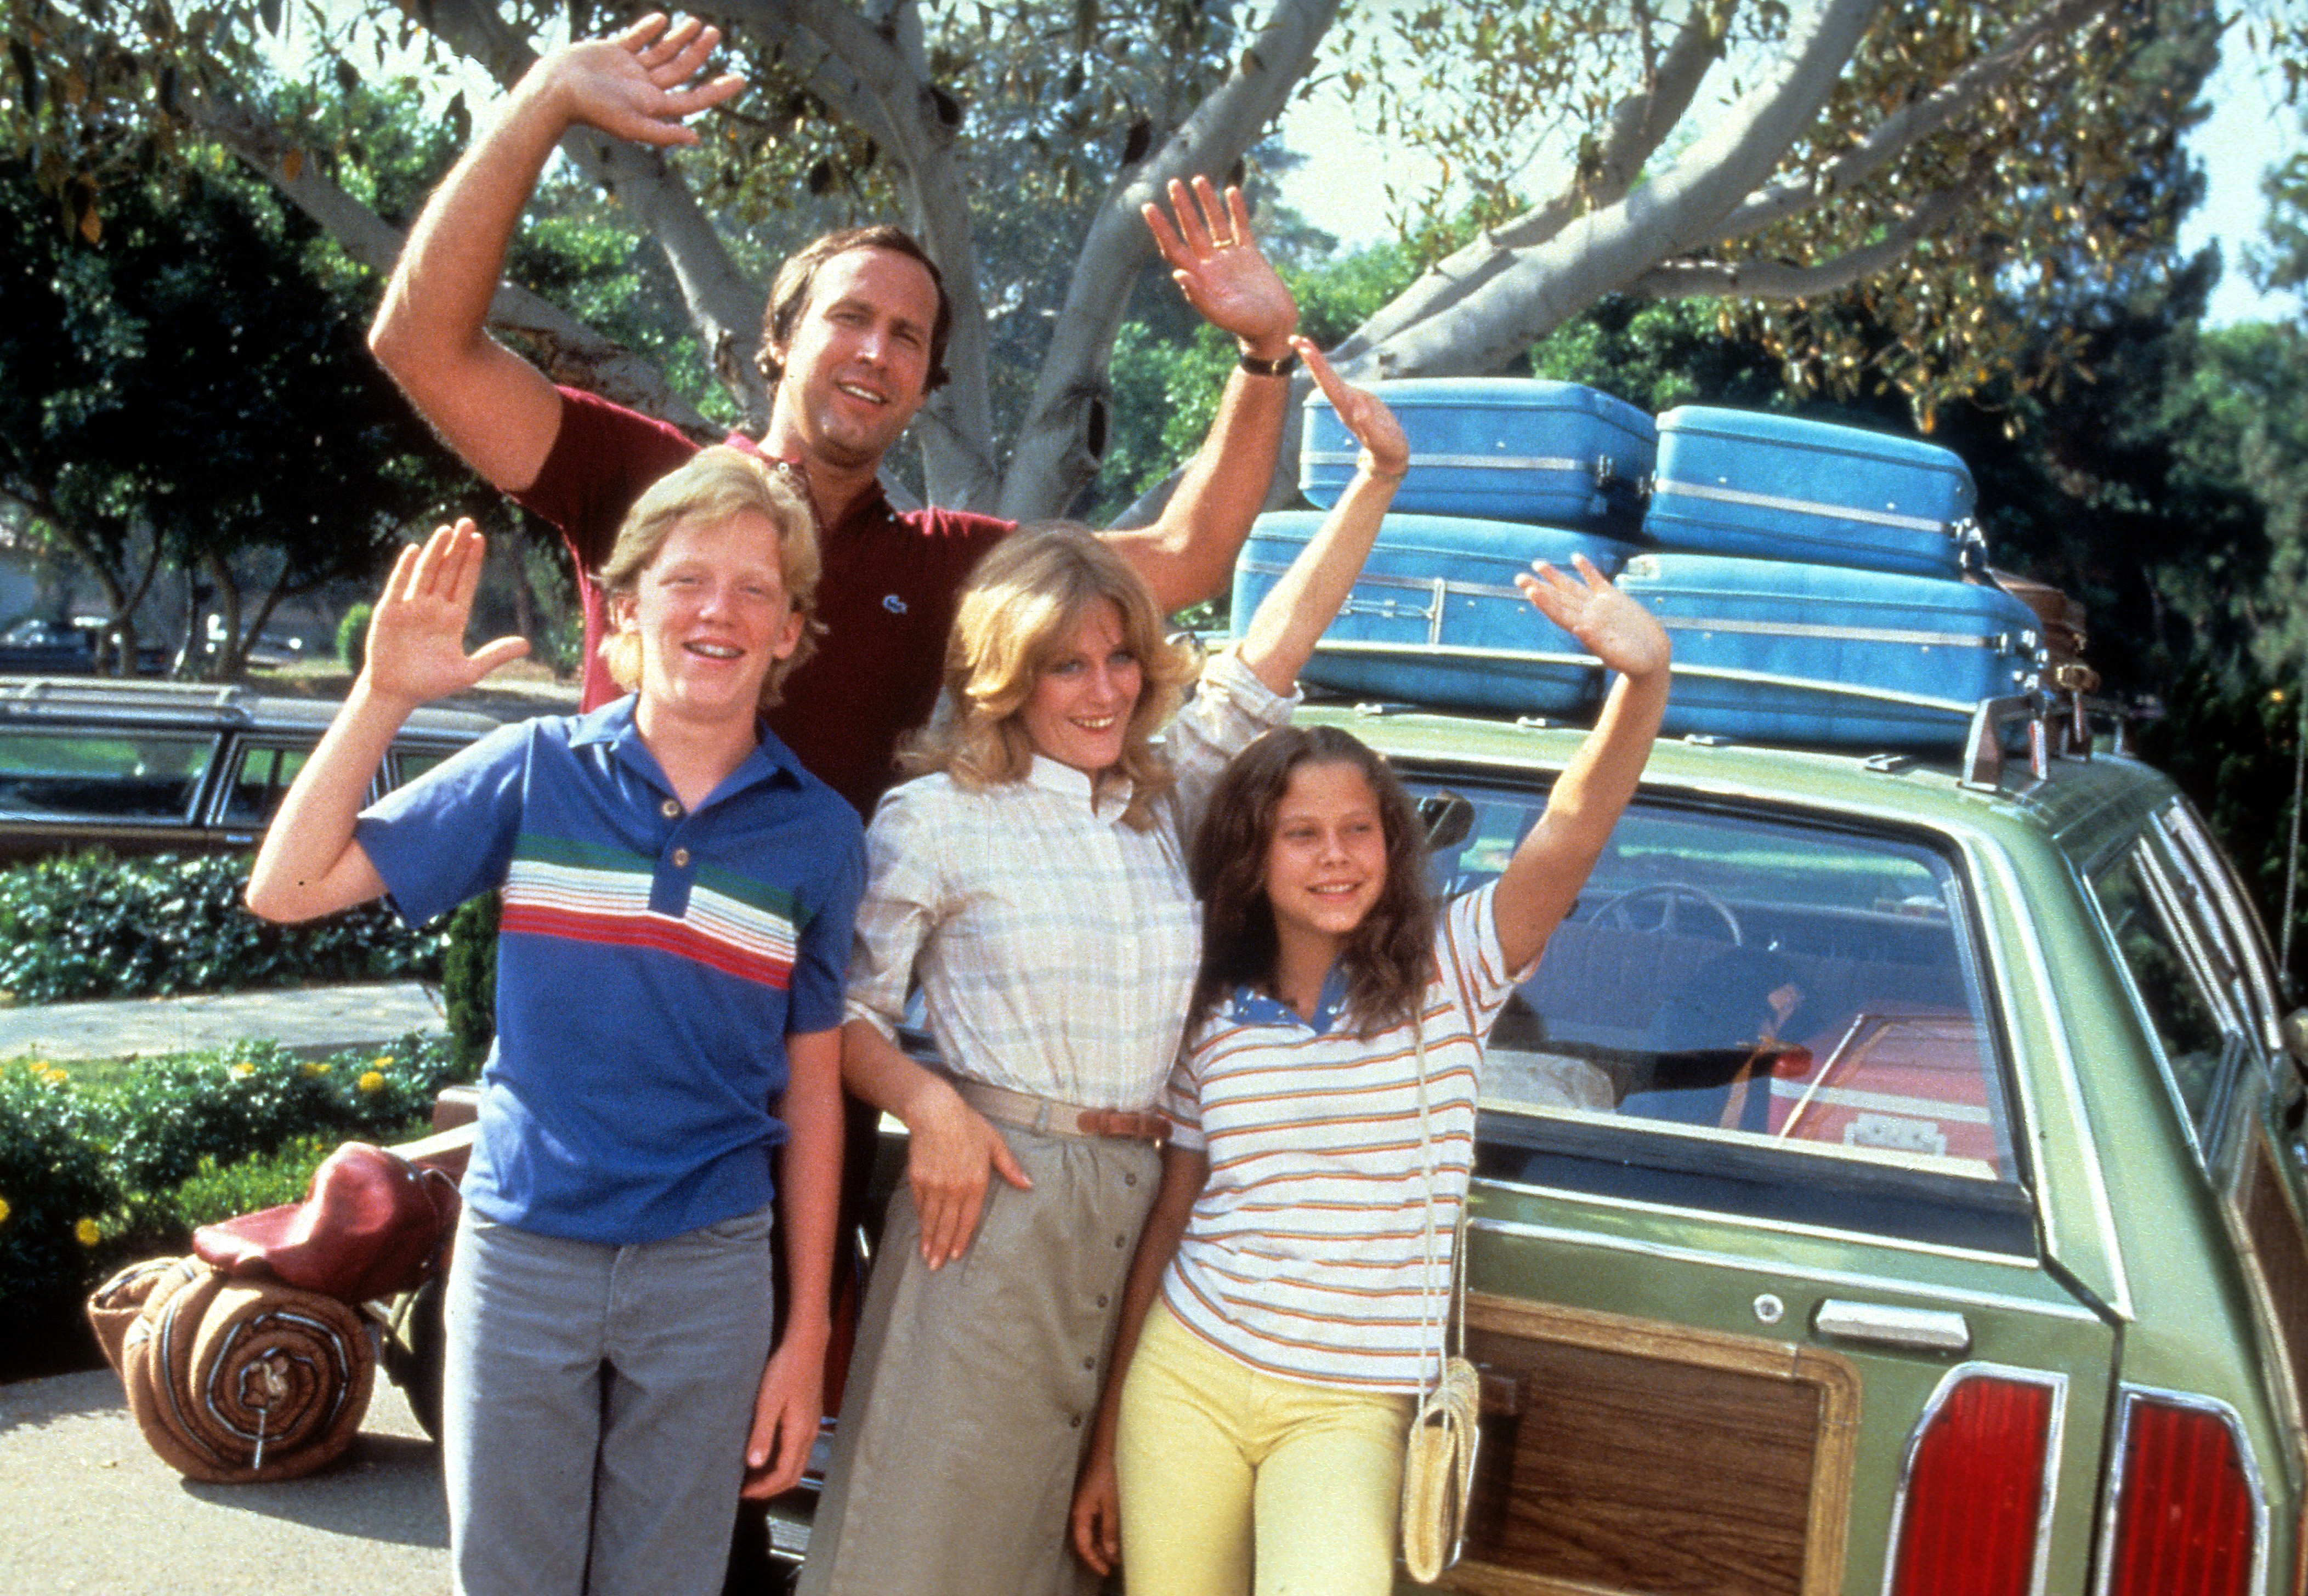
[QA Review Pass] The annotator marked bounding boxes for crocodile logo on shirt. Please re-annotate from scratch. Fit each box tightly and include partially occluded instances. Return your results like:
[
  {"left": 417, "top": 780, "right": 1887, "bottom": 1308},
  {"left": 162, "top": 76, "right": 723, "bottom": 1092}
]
[{"left": 882, "top": 594, "right": 908, "bottom": 615}]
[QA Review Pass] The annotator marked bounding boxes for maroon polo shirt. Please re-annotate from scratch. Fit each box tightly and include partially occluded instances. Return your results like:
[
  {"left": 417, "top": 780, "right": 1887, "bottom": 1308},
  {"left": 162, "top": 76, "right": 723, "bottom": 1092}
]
[{"left": 513, "top": 386, "right": 1012, "bottom": 816}]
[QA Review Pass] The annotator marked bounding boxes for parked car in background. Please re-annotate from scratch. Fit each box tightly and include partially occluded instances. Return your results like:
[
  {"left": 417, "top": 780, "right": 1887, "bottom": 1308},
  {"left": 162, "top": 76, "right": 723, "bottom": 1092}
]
[
  {"left": 0, "top": 618, "right": 97, "bottom": 675},
  {"left": 0, "top": 677, "right": 501, "bottom": 862}
]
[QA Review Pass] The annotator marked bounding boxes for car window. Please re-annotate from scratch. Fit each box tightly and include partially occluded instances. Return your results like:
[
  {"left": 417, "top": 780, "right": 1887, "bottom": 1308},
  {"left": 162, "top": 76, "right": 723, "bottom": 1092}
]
[
  {"left": 2090, "top": 839, "right": 2247, "bottom": 1146},
  {"left": 2159, "top": 800, "right": 2287, "bottom": 1049},
  {"left": 217, "top": 742, "right": 313, "bottom": 827},
  {"left": 0, "top": 730, "right": 217, "bottom": 821},
  {"left": 394, "top": 748, "right": 455, "bottom": 787},
  {"left": 1416, "top": 779, "right": 2026, "bottom": 1245}
]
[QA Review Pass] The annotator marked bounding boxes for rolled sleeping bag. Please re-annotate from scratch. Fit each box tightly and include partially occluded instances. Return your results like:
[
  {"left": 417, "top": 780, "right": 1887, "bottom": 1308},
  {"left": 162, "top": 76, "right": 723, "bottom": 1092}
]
[{"left": 86, "top": 1255, "right": 375, "bottom": 1483}]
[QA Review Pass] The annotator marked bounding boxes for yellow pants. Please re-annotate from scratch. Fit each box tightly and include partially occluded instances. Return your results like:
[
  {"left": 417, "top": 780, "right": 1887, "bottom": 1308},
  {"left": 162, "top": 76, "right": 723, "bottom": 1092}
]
[{"left": 1115, "top": 1298, "right": 1414, "bottom": 1596}]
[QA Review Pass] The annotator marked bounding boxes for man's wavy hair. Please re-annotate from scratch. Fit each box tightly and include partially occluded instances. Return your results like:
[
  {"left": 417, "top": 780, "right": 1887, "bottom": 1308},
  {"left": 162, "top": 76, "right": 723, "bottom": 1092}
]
[
  {"left": 596, "top": 446, "right": 823, "bottom": 712},
  {"left": 898, "top": 524, "right": 1195, "bottom": 830},
  {"left": 1187, "top": 725, "right": 1437, "bottom": 1038},
  {"left": 755, "top": 225, "right": 953, "bottom": 394}
]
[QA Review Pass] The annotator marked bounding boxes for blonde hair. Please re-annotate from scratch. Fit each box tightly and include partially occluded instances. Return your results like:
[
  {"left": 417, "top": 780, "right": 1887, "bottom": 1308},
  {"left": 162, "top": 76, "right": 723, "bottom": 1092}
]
[
  {"left": 596, "top": 446, "right": 823, "bottom": 711},
  {"left": 900, "top": 524, "right": 1196, "bottom": 829}
]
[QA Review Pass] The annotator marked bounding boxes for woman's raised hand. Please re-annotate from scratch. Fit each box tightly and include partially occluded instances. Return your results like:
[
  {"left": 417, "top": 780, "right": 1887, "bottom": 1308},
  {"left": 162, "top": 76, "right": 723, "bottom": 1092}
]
[
  {"left": 362, "top": 521, "right": 530, "bottom": 709},
  {"left": 1516, "top": 555, "right": 1670, "bottom": 680},
  {"left": 1298, "top": 338, "right": 1408, "bottom": 482}
]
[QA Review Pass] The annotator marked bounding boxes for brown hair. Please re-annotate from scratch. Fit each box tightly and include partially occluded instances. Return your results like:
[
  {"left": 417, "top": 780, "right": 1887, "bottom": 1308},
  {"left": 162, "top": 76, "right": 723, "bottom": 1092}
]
[
  {"left": 755, "top": 226, "right": 953, "bottom": 394},
  {"left": 899, "top": 523, "right": 1196, "bottom": 830},
  {"left": 596, "top": 446, "right": 823, "bottom": 711},
  {"left": 1187, "top": 725, "right": 1437, "bottom": 1037}
]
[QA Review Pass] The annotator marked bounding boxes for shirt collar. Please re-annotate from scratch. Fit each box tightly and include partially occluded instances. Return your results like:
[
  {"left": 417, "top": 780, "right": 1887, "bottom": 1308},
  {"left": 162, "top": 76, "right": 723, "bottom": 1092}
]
[
  {"left": 729, "top": 430, "right": 895, "bottom": 536},
  {"left": 1024, "top": 753, "right": 1133, "bottom": 819},
  {"left": 1224, "top": 962, "right": 1352, "bottom": 1037},
  {"left": 569, "top": 694, "right": 806, "bottom": 803}
]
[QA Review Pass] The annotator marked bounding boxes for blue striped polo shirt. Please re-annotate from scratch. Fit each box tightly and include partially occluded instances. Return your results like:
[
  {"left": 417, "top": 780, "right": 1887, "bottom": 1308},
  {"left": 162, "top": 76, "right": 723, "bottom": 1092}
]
[{"left": 355, "top": 697, "right": 865, "bottom": 1245}]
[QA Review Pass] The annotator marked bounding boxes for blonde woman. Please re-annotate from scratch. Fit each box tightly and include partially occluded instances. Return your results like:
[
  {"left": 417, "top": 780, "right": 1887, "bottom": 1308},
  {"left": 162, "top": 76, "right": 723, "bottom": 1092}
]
[
  {"left": 248, "top": 447, "right": 858, "bottom": 1596},
  {"left": 797, "top": 343, "right": 1406, "bottom": 1596}
]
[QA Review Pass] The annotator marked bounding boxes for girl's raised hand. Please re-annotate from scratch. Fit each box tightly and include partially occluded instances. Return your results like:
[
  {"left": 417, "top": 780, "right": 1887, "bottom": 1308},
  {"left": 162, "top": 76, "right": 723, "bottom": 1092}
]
[
  {"left": 1298, "top": 338, "right": 1408, "bottom": 482},
  {"left": 1517, "top": 555, "right": 1670, "bottom": 680},
  {"left": 362, "top": 521, "right": 530, "bottom": 709}
]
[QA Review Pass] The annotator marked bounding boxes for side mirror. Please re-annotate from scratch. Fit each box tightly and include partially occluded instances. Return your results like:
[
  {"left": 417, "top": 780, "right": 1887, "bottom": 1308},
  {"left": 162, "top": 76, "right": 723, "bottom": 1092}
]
[{"left": 1420, "top": 791, "right": 1475, "bottom": 854}]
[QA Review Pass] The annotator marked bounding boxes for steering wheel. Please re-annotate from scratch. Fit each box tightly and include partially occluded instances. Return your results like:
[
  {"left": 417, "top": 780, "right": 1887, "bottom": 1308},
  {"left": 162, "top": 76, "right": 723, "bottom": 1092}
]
[{"left": 1590, "top": 882, "right": 1743, "bottom": 945}]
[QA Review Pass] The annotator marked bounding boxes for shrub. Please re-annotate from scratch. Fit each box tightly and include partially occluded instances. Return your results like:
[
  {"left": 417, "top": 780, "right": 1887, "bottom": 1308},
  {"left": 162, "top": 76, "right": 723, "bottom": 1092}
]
[
  {"left": 337, "top": 601, "right": 373, "bottom": 673},
  {"left": 0, "top": 1061, "right": 119, "bottom": 1342},
  {"left": 78, "top": 1032, "right": 466, "bottom": 1194},
  {"left": 0, "top": 850, "right": 444, "bottom": 1004},
  {"left": 441, "top": 892, "right": 500, "bottom": 1070}
]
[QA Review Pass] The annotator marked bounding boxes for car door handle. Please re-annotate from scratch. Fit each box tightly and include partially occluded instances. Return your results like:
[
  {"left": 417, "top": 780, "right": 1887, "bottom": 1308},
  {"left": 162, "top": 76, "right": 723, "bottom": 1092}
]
[{"left": 1814, "top": 1299, "right": 1972, "bottom": 1354}]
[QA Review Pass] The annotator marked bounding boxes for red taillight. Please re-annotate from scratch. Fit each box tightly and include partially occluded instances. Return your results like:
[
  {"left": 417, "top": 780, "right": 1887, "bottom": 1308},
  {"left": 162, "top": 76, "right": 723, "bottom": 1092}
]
[
  {"left": 2106, "top": 1396, "right": 2257, "bottom": 1596},
  {"left": 1890, "top": 1374, "right": 2053, "bottom": 1596}
]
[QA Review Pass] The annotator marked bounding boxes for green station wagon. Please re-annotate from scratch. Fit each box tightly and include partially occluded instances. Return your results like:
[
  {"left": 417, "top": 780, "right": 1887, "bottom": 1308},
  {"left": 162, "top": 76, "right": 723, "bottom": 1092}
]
[
  {"left": 1320, "top": 693, "right": 2306, "bottom": 1596},
  {"left": 390, "top": 680, "right": 2303, "bottom": 1596}
]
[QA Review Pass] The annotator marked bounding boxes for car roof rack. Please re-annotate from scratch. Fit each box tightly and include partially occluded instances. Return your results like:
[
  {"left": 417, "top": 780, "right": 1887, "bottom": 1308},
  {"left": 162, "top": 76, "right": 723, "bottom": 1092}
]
[
  {"left": 1960, "top": 666, "right": 2131, "bottom": 794},
  {"left": 0, "top": 677, "right": 257, "bottom": 724}
]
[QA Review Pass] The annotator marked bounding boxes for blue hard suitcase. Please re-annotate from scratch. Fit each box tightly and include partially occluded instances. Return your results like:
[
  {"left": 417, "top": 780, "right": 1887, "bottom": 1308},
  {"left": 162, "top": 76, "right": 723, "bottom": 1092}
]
[
  {"left": 1230, "top": 511, "right": 1640, "bottom": 715},
  {"left": 1616, "top": 552, "right": 2042, "bottom": 747},
  {"left": 1647, "top": 407, "right": 1980, "bottom": 578},
  {"left": 1301, "top": 379, "right": 1654, "bottom": 533}
]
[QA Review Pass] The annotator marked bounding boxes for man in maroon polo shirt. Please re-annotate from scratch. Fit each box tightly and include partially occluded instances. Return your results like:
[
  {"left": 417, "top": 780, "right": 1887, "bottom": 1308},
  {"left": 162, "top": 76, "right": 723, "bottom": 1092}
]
[{"left": 369, "top": 12, "right": 1302, "bottom": 818}]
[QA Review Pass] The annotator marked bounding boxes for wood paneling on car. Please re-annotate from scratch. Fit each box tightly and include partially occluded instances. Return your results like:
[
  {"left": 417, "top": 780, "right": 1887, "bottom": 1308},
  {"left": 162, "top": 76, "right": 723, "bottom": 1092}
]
[{"left": 1447, "top": 1296, "right": 1856, "bottom": 1596}]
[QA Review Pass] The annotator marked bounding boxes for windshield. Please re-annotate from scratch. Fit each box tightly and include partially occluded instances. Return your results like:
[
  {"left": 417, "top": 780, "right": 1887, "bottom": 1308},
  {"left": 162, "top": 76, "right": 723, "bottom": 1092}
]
[{"left": 1413, "top": 777, "right": 2028, "bottom": 1249}]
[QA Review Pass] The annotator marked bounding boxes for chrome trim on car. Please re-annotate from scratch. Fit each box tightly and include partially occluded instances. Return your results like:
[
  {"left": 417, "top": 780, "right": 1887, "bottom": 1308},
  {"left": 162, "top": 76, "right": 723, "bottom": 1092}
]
[
  {"left": 2091, "top": 1385, "right": 2270, "bottom": 1596},
  {"left": 1965, "top": 838, "right": 2135, "bottom": 1323},
  {"left": 1466, "top": 1209, "right": 2103, "bottom": 1325},
  {"left": 2164, "top": 802, "right": 2289, "bottom": 1057},
  {"left": 1878, "top": 1363, "right": 2068, "bottom": 1596},
  {"left": 1814, "top": 1300, "right": 1972, "bottom": 1353}
]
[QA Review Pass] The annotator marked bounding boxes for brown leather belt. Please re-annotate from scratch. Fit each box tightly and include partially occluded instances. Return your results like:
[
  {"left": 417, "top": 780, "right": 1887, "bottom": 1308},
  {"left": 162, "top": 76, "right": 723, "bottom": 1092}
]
[{"left": 952, "top": 1078, "right": 1168, "bottom": 1144}]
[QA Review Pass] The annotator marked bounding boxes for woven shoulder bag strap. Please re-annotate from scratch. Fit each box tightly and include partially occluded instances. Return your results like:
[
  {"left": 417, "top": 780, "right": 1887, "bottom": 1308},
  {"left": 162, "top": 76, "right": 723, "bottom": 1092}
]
[{"left": 1413, "top": 1021, "right": 1445, "bottom": 1398}]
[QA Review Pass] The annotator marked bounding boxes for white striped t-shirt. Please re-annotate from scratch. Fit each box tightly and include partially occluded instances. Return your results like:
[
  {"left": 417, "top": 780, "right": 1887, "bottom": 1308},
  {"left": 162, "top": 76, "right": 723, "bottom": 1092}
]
[{"left": 1156, "top": 884, "right": 1526, "bottom": 1391}]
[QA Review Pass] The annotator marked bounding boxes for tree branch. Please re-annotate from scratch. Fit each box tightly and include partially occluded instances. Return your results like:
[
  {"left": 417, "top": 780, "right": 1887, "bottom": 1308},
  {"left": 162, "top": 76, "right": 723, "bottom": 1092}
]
[
  {"left": 999, "top": 0, "right": 1342, "bottom": 522},
  {"left": 1714, "top": 0, "right": 2119, "bottom": 243},
  {"left": 174, "top": 78, "right": 711, "bottom": 431},
  {"left": 1336, "top": 0, "right": 1891, "bottom": 384},
  {"left": 1631, "top": 176, "right": 1986, "bottom": 301}
]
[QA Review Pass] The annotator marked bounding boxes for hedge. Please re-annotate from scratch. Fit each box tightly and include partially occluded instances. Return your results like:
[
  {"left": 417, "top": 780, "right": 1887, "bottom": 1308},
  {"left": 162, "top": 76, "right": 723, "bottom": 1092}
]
[
  {"left": 0, "top": 1032, "right": 467, "bottom": 1354},
  {"left": 0, "top": 850, "right": 444, "bottom": 1004}
]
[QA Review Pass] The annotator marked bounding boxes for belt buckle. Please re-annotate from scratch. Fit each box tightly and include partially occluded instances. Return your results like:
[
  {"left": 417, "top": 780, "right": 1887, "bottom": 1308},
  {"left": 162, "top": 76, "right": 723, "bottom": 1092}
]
[{"left": 1032, "top": 1097, "right": 1054, "bottom": 1135}]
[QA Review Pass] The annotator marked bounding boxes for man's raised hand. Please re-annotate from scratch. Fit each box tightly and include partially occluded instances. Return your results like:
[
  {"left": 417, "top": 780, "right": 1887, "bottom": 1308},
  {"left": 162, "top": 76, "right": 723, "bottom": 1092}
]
[
  {"left": 538, "top": 12, "right": 746, "bottom": 149},
  {"left": 1142, "top": 177, "right": 1298, "bottom": 358}
]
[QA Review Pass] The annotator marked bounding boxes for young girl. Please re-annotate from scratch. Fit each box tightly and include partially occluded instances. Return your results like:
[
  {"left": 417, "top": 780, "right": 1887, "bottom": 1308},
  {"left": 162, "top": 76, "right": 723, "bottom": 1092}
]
[
  {"left": 246, "top": 447, "right": 858, "bottom": 1596},
  {"left": 1070, "top": 559, "right": 1671, "bottom": 1596},
  {"left": 798, "top": 342, "right": 1407, "bottom": 1596}
]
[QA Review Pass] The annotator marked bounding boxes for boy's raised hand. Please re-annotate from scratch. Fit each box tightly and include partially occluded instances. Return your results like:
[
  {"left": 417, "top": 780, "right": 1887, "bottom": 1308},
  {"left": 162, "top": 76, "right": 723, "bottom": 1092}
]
[
  {"left": 1299, "top": 338, "right": 1408, "bottom": 481},
  {"left": 539, "top": 12, "right": 746, "bottom": 148},
  {"left": 1517, "top": 555, "right": 1670, "bottom": 680},
  {"left": 362, "top": 521, "right": 530, "bottom": 709}
]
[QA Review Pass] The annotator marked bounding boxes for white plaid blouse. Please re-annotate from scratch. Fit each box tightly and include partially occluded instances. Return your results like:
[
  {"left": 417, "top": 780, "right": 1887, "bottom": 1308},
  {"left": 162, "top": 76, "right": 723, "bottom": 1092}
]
[{"left": 846, "top": 649, "right": 1294, "bottom": 1111}]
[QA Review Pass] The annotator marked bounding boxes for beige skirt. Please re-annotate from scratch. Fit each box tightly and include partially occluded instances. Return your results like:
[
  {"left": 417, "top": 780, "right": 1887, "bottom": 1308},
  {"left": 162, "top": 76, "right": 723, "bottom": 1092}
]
[{"left": 797, "top": 1124, "right": 1162, "bottom": 1596}]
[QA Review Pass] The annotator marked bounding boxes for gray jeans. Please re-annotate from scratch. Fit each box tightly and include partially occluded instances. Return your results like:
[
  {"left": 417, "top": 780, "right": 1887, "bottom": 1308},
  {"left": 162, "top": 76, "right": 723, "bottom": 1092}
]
[{"left": 443, "top": 1202, "right": 777, "bottom": 1596}]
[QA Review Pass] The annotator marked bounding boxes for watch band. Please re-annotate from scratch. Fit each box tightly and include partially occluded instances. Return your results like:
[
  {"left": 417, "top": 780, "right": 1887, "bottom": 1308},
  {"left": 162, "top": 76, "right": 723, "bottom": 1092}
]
[{"left": 1237, "top": 349, "right": 1300, "bottom": 378}]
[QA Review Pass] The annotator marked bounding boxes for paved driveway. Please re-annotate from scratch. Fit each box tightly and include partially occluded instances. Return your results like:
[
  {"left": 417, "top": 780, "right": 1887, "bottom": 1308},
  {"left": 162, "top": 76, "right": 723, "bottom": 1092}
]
[{"left": 0, "top": 1365, "right": 447, "bottom": 1594}]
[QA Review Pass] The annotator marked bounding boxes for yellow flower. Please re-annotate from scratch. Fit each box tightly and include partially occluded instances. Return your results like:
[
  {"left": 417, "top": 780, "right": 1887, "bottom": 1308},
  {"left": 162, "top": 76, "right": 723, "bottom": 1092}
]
[
  {"left": 230, "top": 1061, "right": 256, "bottom": 1079},
  {"left": 357, "top": 1070, "right": 386, "bottom": 1094},
  {"left": 0, "top": 1195, "right": 12, "bottom": 1226},
  {"left": 74, "top": 1217, "right": 100, "bottom": 1247},
  {"left": 372, "top": 1055, "right": 394, "bottom": 1070},
  {"left": 299, "top": 1060, "right": 331, "bottom": 1077}
]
